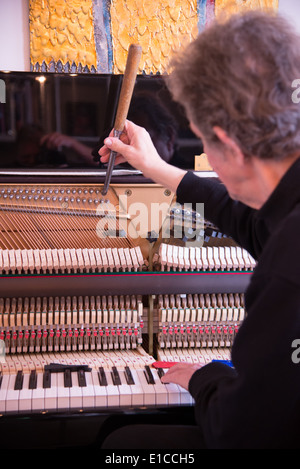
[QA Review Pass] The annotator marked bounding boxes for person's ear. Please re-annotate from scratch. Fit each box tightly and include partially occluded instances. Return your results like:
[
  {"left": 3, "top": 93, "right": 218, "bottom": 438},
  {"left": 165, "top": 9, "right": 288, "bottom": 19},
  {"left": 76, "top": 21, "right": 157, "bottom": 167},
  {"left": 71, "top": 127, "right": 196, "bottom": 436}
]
[{"left": 213, "top": 126, "right": 245, "bottom": 166}]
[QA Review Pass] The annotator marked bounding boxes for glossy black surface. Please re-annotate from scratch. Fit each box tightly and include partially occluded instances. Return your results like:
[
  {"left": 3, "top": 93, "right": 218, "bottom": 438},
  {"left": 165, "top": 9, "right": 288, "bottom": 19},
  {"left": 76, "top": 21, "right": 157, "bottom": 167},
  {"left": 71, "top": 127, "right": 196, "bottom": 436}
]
[{"left": 0, "top": 71, "right": 202, "bottom": 172}]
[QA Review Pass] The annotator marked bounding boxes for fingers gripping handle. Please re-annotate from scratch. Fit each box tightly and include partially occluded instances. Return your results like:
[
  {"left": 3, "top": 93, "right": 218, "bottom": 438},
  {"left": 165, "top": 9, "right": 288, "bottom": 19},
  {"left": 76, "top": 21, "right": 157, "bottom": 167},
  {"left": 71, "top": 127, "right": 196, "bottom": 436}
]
[{"left": 101, "top": 44, "right": 142, "bottom": 196}]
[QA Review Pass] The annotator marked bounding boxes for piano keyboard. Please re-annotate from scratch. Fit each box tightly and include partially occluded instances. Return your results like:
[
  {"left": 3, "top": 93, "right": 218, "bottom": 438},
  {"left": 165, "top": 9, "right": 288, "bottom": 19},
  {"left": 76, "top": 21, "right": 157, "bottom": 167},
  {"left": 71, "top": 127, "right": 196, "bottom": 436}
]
[{"left": 0, "top": 350, "right": 194, "bottom": 414}]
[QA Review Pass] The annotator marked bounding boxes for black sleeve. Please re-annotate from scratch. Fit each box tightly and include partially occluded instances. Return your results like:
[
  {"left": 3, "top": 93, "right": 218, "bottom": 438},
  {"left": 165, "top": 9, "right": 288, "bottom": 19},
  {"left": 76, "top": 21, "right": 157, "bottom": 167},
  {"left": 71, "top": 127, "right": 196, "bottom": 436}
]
[
  {"left": 176, "top": 171, "right": 269, "bottom": 259},
  {"left": 188, "top": 272, "right": 300, "bottom": 449}
]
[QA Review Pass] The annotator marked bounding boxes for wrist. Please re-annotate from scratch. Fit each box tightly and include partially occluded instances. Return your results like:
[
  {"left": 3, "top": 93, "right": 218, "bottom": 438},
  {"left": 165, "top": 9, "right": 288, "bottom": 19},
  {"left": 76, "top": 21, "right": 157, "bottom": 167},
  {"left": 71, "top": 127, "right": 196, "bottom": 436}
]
[{"left": 143, "top": 158, "right": 187, "bottom": 193}]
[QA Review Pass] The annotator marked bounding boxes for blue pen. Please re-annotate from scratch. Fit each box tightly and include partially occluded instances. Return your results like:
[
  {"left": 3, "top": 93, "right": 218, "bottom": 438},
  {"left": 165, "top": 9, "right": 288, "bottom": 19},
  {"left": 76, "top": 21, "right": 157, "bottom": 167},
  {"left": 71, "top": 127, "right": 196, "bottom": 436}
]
[{"left": 212, "top": 359, "right": 234, "bottom": 368}]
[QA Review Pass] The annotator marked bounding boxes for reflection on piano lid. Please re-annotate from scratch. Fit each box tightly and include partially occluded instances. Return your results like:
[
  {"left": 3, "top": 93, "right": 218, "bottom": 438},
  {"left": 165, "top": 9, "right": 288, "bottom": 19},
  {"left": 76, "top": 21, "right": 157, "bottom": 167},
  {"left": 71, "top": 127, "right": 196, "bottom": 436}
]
[{"left": 0, "top": 71, "right": 203, "bottom": 173}]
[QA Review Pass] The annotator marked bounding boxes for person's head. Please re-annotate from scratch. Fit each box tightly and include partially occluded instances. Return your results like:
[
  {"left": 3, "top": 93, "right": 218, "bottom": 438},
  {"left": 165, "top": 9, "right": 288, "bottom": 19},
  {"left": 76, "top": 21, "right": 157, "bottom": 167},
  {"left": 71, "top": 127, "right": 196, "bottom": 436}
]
[
  {"left": 166, "top": 10, "right": 300, "bottom": 206},
  {"left": 128, "top": 91, "right": 177, "bottom": 163}
]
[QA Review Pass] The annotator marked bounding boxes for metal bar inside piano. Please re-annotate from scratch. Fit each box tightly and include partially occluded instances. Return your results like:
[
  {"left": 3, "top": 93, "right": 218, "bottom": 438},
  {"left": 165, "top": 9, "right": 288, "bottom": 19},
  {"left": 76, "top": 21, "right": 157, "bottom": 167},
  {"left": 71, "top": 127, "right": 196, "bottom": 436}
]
[{"left": 0, "top": 270, "right": 251, "bottom": 297}]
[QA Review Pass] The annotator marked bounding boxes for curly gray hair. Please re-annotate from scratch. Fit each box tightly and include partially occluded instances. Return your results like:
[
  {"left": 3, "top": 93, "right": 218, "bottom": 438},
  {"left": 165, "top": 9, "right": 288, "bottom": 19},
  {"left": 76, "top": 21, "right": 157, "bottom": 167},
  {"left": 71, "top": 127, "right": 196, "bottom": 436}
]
[{"left": 166, "top": 10, "right": 300, "bottom": 161}]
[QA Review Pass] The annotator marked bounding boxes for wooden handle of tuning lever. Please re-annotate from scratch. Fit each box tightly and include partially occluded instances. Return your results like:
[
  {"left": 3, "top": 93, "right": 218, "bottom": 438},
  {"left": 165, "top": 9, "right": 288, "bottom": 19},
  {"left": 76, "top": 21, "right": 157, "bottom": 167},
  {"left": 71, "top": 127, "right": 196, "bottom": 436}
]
[{"left": 113, "top": 44, "right": 142, "bottom": 132}]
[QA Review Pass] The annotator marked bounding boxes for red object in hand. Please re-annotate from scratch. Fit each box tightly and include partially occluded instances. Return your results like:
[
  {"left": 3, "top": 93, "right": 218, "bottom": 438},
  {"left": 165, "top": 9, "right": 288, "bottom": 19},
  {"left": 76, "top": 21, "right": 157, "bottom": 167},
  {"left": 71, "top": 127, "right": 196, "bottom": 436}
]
[{"left": 152, "top": 361, "right": 179, "bottom": 369}]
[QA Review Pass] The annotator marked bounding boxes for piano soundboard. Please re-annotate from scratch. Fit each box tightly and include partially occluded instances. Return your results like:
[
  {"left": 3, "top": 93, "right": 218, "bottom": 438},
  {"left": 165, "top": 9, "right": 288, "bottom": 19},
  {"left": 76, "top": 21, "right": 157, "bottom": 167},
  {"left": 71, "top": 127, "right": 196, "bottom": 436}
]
[{"left": 0, "top": 181, "right": 253, "bottom": 426}]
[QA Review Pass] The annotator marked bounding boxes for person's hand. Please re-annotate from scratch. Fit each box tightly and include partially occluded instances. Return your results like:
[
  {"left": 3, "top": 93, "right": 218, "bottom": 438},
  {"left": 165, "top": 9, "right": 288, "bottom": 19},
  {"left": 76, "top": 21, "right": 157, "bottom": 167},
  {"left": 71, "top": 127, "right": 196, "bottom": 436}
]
[
  {"left": 98, "top": 120, "right": 163, "bottom": 177},
  {"left": 160, "top": 362, "right": 205, "bottom": 390},
  {"left": 41, "top": 132, "right": 75, "bottom": 149}
]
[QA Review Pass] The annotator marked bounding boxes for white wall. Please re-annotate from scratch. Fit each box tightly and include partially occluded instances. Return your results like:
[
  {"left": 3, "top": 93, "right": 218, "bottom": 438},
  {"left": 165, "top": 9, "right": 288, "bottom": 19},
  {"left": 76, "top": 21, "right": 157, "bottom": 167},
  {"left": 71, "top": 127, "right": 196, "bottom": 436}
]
[
  {"left": 278, "top": 0, "right": 300, "bottom": 34},
  {"left": 0, "top": 0, "right": 299, "bottom": 73},
  {"left": 0, "top": 0, "right": 30, "bottom": 71}
]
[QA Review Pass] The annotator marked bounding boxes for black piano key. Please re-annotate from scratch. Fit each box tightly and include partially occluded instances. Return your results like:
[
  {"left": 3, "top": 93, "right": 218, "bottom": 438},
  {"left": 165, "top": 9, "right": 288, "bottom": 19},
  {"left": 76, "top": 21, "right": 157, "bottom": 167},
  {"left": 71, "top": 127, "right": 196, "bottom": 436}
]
[
  {"left": 157, "top": 368, "right": 165, "bottom": 379},
  {"left": 29, "top": 370, "right": 37, "bottom": 389},
  {"left": 111, "top": 366, "right": 121, "bottom": 386},
  {"left": 64, "top": 369, "right": 72, "bottom": 388},
  {"left": 144, "top": 365, "right": 155, "bottom": 385},
  {"left": 98, "top": 367, "right": 107, "bottom": 386},
  {"left": 124, "top": 366, "right": 135, "bottom": 385},
  {"left": 14, "top": 370, "right": 24, "bottom": 390},
  {"left": 0, "top": 372, "right": 2, "bottom": 389},
  {"left": 77, "top": 369, "right": 87, "bottom": 387},
  {"left": 43, "top": 369, "right": 51, "bottom": 389}
]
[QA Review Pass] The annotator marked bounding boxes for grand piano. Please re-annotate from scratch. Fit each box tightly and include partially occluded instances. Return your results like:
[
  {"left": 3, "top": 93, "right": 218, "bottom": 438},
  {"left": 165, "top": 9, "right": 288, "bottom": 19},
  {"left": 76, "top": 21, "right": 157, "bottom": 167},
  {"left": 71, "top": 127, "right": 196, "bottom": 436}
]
[{"left": 0, "top": 70, "right": 253, "bottom": 449}]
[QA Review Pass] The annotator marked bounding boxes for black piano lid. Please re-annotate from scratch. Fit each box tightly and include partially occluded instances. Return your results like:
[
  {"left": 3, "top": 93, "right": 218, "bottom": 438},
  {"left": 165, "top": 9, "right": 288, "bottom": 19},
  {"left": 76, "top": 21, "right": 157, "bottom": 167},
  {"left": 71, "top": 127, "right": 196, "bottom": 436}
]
[{"left": 0, "top": 70, "right": 203, "bottom": 182}]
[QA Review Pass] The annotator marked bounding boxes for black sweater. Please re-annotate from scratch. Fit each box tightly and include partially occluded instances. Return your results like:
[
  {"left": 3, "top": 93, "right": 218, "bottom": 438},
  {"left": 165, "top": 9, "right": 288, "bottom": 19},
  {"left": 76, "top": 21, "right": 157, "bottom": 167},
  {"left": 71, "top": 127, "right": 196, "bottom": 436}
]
[{"left": 176, "top": 159, "right": 300, "bottom": 449}]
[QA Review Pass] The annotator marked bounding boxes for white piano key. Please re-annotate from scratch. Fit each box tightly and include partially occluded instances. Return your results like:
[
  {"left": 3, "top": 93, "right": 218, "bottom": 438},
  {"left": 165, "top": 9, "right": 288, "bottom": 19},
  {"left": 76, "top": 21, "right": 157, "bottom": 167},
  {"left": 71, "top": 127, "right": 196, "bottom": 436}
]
[
  {"left": 56, "top": 372, "right": 69, "bottom": 410},
  {"left": 18, "top": 373, "right": 32, "bottom": 412},
  {"left": 44, "top": 372, "right": 57, "bottom": 411},
  {"left": 31, "top": 372, "right": 45, "bottom": 411},
  {"left": 91, "top": 370, "right": 107, "bottom": 408},
  {"left": 0, "top": 373, "right": 10, "bottom": 413},
  {"left": 127, "top": 368, "right": 144, "bottom": 406},
  {"left": 118, "top": 370, "right": 133, "bottom": 407},
  {"left": 151, "top": 368, "right": 168, "bottom": 405},
  {"left": 105, "top": 368, "right": 120, "bottom": 407},
  {"left": 162, "top": 379, "right": 181, "bottom": 405},
  {"left": 135, "top": 369, "right": 156, "bottom": 406},
  {"left": 5, "top": 373, "right": 20, "bottom": 412},
  {"left": 178, "top": 385, "right": 194, "bottom": 405},
  {"left": 82, "top": 371, "right": 95, "bottom": 408},
  {"left": 69, "top": 372, "right": 83, "bottom": 409}
]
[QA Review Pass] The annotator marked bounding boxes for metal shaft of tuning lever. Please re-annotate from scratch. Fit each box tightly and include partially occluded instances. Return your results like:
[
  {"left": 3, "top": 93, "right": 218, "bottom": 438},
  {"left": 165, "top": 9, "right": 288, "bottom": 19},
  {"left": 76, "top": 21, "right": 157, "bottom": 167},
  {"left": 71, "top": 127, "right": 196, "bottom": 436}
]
[
  {"left": 101, "top": 43, "right": 142, "bottom": 196},
  {"left": 101, "top": 128, "right": 122, "bottom": 196}
]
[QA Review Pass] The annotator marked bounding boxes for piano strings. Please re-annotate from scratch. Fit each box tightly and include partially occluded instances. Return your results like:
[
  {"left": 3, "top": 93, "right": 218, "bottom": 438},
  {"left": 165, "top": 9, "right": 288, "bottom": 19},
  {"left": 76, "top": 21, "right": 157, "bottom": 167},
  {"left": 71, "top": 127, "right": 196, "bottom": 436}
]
[{"left": 0, "top": 183, "right": 134, "bottom": 251}]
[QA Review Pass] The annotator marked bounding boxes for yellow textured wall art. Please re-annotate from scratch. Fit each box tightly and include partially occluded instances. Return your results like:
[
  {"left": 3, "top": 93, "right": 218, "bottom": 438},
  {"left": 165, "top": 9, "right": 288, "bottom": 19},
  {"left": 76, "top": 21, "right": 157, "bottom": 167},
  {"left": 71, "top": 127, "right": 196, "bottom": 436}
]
[
  {"left": 110, "top": 0, "right": 199, "bottom": 74},
  {"left": 29, "top": 0, "right": 98, "bottom": 72},
  {"left": 215, "top": 0, "right": 278, "bottom": 17},
  {"left": 29, "top": 0, "right": 279, "bottom": 74}
]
